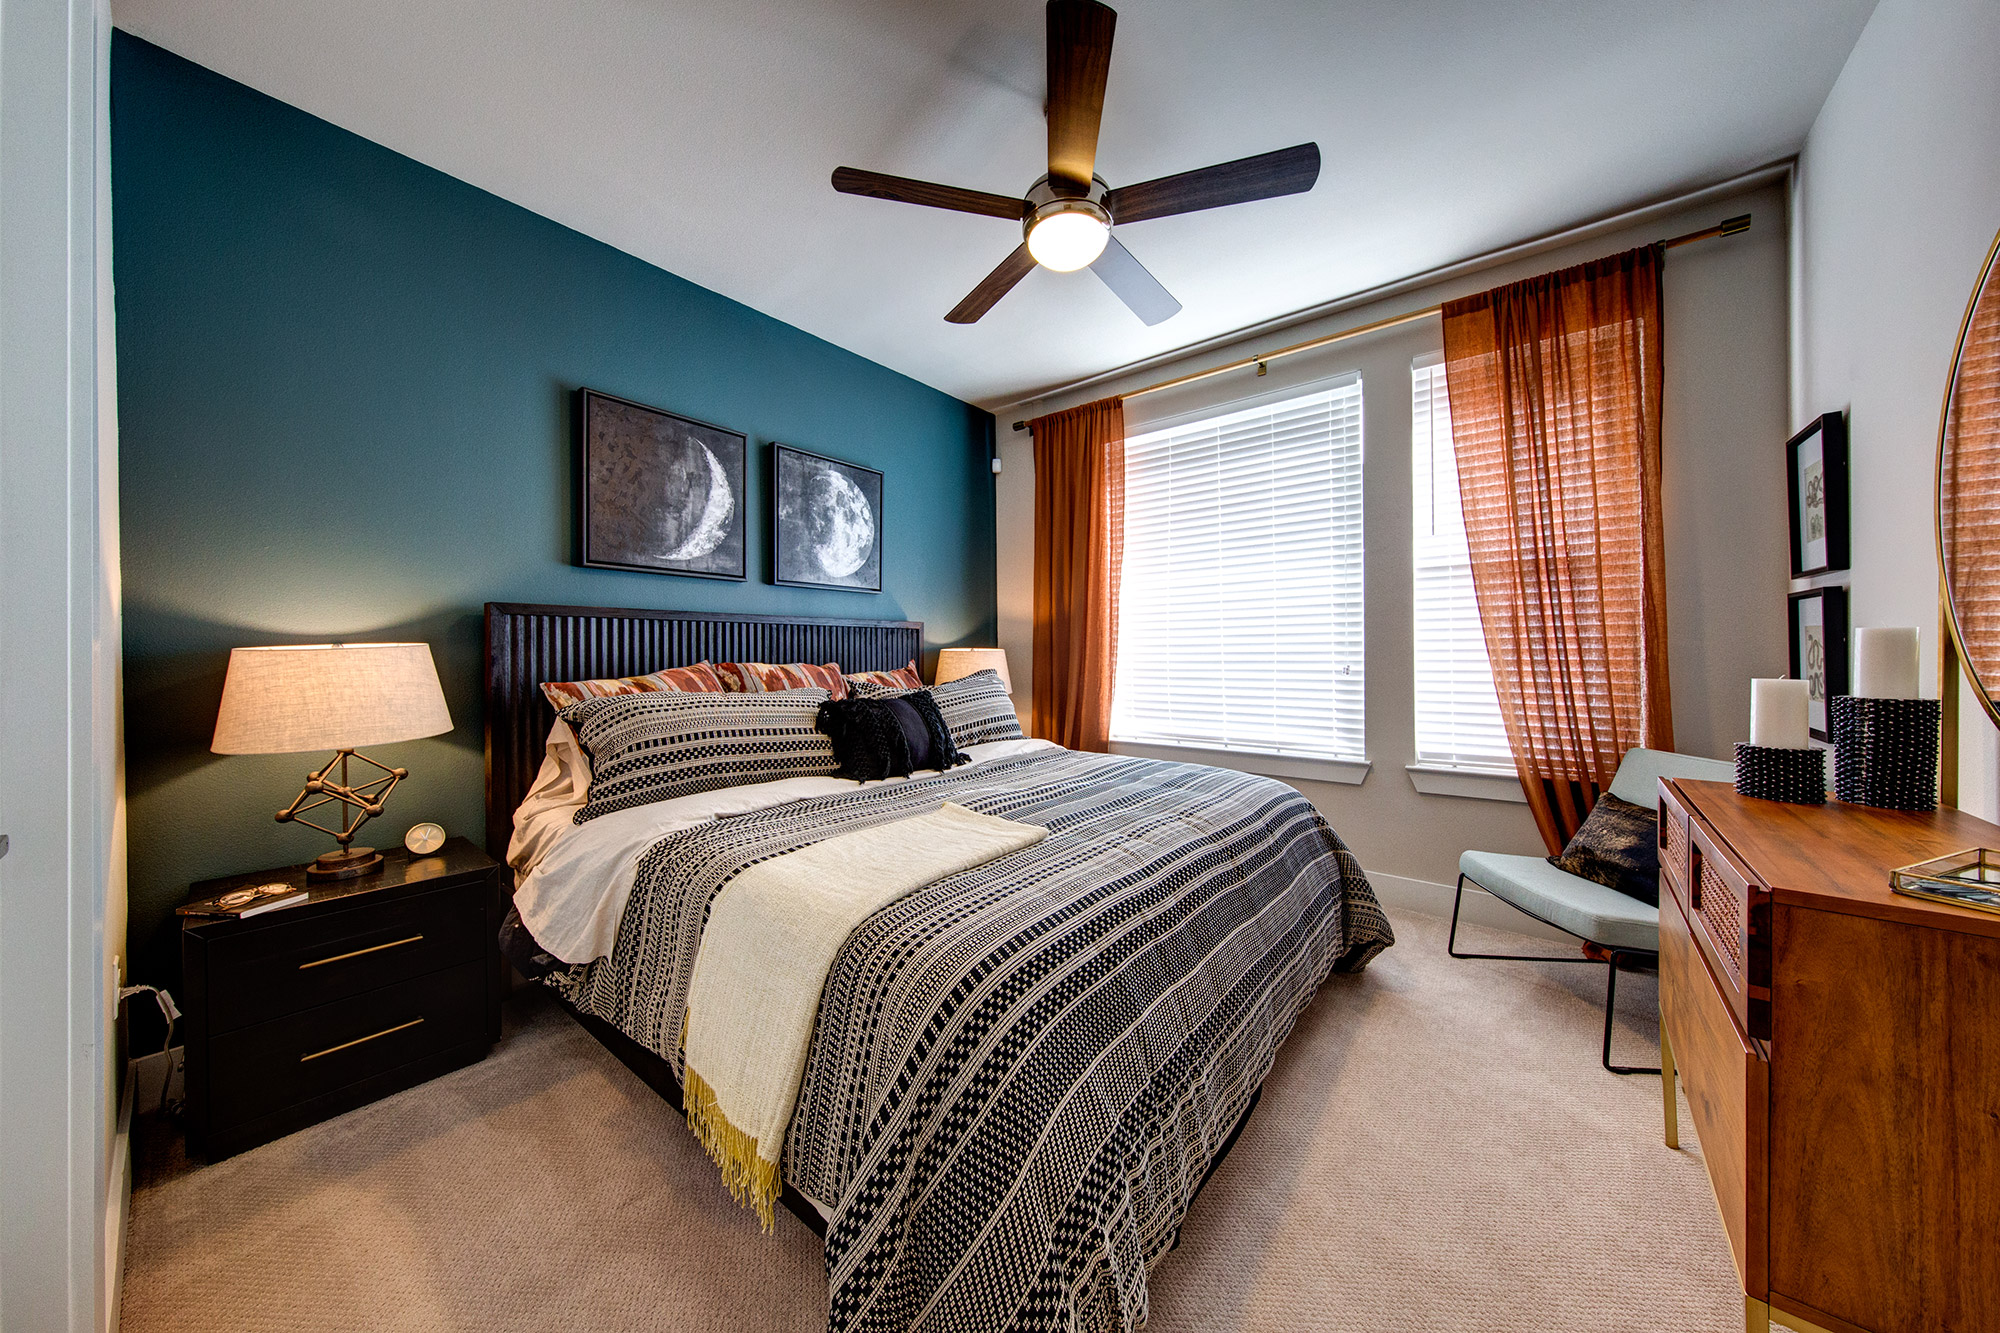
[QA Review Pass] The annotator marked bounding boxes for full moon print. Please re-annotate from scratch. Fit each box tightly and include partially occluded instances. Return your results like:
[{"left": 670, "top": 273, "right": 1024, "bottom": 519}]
[
  {"left": 773, "top": 445, "right": 883, "bottom": 591},
  {"left": 580, "top": 390, "right": 746, "bottom": 580}
]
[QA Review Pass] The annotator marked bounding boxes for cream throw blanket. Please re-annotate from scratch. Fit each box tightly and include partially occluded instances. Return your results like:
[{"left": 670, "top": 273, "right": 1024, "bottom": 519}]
[{"left": 681, "top": 801, "right": 1048, "bottom": 1229}]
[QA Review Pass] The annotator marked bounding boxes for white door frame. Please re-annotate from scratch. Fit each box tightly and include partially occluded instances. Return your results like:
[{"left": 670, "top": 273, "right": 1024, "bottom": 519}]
[{"left": 0, "top": 0, "right": 119, "bottom": 1328}]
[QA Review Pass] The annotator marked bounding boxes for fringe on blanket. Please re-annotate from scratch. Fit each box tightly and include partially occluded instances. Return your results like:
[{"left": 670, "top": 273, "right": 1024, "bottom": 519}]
[{"left": 683, "top": 1061, "right": 781, "bottom": 1232}]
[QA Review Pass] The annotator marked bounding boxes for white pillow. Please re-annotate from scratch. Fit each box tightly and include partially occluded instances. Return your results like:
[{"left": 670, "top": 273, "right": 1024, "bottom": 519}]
[{"left": 506, "top": 719, "right": 594, "bottom": 879}]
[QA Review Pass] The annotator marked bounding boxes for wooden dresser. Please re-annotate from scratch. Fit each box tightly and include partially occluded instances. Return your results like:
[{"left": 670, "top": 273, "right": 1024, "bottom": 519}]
[{"left": 1656, "top": 780, "right": 2000, "bottom": 1333}]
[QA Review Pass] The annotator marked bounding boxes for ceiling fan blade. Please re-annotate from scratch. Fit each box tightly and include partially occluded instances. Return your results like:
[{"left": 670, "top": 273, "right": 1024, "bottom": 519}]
[
  {"left": 1090, "top": 235, "right": 1180, "bottom": 326},
  {"left": 831, "top": 167, "right": 1026, "bottom": 221},
  {"left": 946, "top": 245, "right": 1038, "bottom": 324},
  {"left": 1105, "top": 143, "right": 1321, "bottom": 225},
  {"left": 1045, "top": 0, "right": 1116, "bottom": 193}
]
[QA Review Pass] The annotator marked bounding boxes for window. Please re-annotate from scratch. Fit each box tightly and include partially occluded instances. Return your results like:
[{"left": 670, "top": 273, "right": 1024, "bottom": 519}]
[
  {"left": 1411, "top": 356, "right": 1511, "bottom": 769},
  {"left": 1112, "top": 378, "right": 1365, "bottom": 763}
]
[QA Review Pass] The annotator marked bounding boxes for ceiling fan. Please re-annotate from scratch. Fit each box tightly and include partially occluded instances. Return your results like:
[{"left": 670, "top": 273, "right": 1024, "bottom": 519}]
[{"left": 831, "top": 0, "right": 1321, "bottom": 326}]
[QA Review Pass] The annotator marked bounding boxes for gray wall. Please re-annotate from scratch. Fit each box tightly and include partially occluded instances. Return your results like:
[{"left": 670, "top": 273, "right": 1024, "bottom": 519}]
[
  {"left": 1794, "top": 0, "right": 2000, "bottom": 818},
  {"left": 998, "top": 182, "right": 1792, "bottom": 891}
]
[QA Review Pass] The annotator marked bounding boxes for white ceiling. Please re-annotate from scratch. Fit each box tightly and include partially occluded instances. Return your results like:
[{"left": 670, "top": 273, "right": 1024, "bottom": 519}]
[{"left": 113, "top": 0, "right": 1876, "bottom": 409}]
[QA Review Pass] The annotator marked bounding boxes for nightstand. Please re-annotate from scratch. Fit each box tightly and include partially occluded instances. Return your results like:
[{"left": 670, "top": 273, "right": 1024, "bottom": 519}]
[{"left": 180, "top": 837, "right": 502, "bottom": 1160}]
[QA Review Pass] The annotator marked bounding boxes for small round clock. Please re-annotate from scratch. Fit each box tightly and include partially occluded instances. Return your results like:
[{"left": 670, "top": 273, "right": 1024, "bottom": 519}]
[{"left": 404, "top": 822, "right": 447, "bottom": 855}]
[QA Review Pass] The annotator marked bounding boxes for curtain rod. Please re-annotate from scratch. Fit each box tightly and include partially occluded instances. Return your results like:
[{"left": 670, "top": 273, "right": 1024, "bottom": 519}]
[{"left": 1010, "top": 213, "right": 1751, "bottom": 432}]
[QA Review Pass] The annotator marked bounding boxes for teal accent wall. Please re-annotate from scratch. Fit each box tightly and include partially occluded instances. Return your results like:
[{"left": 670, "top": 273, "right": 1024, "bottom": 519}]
[{"left": 112, "top": 33, "right": 997, "bottom": 987}]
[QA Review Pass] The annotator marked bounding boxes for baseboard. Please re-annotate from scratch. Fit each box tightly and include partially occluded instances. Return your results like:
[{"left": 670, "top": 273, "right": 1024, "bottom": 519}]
[
  {"left": 129, "top": 1044, "right": 184, "bottom": 1116},
  {"left": 1367, "top": 871, "right": 1572, "bottom": 945},
  {"left": 105, "top": 1066, "right": 133, "bottom": 1333}
]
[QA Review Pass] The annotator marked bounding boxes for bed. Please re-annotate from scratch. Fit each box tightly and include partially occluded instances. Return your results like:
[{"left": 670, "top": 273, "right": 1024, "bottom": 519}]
[{"left": 484, "top": 602, "right": 1392, "bottom": 1333}]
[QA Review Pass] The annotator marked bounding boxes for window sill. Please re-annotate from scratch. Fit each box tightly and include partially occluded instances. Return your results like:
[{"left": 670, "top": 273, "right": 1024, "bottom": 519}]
[
  {"left": 1405, "top": 763, "right": 1526, "bottom": 803},
  {"left": 1108, "top": 740, "right": 1370, "bottom": 786}
]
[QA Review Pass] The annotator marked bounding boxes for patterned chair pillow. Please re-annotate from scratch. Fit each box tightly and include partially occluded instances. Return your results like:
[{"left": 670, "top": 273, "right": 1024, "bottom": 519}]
[
  {"left": 540, "top": 661, "right": 727, "bottom": 710},
  {"left": 842, "top": 660, "right": 925, "bottom": 692},
  {"left": 851, "top": 669, "right": 1023, "bottom": 748},
  {"left": 713, "top": 660, "right": 849, "bottom": 699},
  {"left": 1548, "top": 793, "right": 1660, "bottom": 906},
  {"left": 563, "top": 689, "right": 838, "bottom": 823}
]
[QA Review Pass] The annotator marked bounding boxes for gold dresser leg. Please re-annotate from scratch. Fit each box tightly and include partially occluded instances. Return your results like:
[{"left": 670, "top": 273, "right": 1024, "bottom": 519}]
[
  {"left": 1661, "top": 1020, "right": 1679, "bottom": 1149},
  {"left": 1744, "top": 1295, "right": 1770, "bottom": 1332}
]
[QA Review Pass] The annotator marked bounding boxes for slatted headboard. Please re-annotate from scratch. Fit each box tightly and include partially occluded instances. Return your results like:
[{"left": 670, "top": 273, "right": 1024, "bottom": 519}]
[{"left": 483, "top": 602, "right": 924, "bottom": 859}]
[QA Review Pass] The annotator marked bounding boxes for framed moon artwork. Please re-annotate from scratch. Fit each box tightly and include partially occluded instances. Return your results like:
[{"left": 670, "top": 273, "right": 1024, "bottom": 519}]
[
  {"left": 576, "top": 388, "right": 747, "bottom": 580},
  {"left": 771, "top": 444, "right": 883, "bottom": 592}
]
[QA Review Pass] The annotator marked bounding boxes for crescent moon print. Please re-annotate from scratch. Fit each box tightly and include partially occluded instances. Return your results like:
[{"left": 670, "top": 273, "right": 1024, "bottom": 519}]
[
  {"left": 772, "top": 445, "right": 883, "bottom": 592},
  {"left": 664, "top": 443, "right": 735, "bottom": 561},
  {"left": 579, "top": 389, "right": 746, "bottom": 580}
]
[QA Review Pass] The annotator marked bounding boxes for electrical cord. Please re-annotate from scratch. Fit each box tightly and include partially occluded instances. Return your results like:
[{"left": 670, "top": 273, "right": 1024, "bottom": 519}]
[{"left": 119, "top": 984, "right": 182, "bottom": 1114}]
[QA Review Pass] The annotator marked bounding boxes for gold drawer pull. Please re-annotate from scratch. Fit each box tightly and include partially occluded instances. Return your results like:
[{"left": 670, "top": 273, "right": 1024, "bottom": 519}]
[
  {"left": 300, "top": 934, "right": 423, "bottom": 970},
  {"left": 300, "top": 1017, "right": 423, "bottom": 1063}
]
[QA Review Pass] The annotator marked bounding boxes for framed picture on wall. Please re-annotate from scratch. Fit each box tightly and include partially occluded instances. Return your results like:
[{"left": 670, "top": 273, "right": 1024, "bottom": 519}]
[
  {"left": 1786, "top": 412, "right": 1849, "bottom": 578},
  {"left": 1788, "top": 585, "right": 1850, "bottom": 742},
  {"left": 771, "top": 445, "right": 883, "bottom": 592},
  {"left": 576, "top": 388, "right": 747, "bottom": 580}
]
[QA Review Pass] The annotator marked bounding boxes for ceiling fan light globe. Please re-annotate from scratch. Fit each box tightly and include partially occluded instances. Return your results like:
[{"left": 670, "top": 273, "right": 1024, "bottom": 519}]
[{"left": 1026, "top": 204, "right": 1110, "bottom": 272}]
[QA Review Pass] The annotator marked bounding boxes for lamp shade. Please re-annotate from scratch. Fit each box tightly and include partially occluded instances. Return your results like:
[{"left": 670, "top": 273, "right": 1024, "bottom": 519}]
[
  {"left": 211, "top": 643, "right": 453, "bottom": 755},
  {"left": 934, "top": 647, "right": 1012, "bottom": 695}
]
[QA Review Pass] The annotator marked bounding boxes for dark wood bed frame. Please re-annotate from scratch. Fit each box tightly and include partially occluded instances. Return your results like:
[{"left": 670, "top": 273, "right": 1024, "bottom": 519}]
[{"left": 482, "top": 600, "right": 1257, "bottom": 1244}]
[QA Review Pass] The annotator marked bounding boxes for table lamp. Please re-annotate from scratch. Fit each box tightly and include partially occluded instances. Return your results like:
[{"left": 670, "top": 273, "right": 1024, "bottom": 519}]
[
  {"left": 211, "top": 642, "right": 453, "bottom": 881},
  {"left": 934, "top": 647, "right": 1012, "bottom": 694}
]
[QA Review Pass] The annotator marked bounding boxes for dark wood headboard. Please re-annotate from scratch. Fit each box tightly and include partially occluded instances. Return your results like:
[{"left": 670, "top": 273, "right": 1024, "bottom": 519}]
[{"left": 483, "top": 602, "right": 924, "bottom": 859}]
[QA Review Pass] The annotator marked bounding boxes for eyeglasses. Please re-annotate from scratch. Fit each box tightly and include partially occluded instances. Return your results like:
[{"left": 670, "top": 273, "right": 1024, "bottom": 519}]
[{"left": 216, "top": 881, "right": 297, "bottom": 909}]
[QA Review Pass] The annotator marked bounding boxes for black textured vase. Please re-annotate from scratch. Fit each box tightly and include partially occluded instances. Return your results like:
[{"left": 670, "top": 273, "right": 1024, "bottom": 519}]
[
  {"left": 1733, "top": 743, "right": 1826, "bottom": 804},
  {"left": 1829, "top": 695, "right": 1941, "bottom": 811}
]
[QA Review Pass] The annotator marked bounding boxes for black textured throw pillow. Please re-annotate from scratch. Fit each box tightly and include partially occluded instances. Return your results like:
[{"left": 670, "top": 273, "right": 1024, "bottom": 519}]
[
  {"left": 1548, "top": 793, "right": 1661, "bottom": 906},
  {"left": 816, "top": 694, "right": 968, "bottom": 782}
]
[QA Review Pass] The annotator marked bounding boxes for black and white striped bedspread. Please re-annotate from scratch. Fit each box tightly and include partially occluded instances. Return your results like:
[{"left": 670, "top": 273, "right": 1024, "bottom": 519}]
[{"left": 546, "top": 746, "right": 1392, "bottom": 1333}]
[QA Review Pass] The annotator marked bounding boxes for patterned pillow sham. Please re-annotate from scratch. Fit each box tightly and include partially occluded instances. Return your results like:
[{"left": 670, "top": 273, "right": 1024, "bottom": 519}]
[
  {"left": 1548, "top": 793, "right": 1660, "bottom": 906},
  {"left": 852, "top": 669, "right": 1023, "bottom": 748},
  {"left": 563, "top": 688, "right": 838, "bottom": 823},
  {"left": 539, "top": 661, "right": 726, "bottom": 710},
  {"left": 713, "top": 660, "right": 849, "bottom": 699},
  {"left": 842, "top": 660, "right": 925, "bottom": 692}
]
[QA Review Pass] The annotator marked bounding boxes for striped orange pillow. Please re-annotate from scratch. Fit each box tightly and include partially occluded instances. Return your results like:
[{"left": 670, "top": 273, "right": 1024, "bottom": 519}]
[
  {"left": 713, "top": 660, "right": 849, "bottom": 699},
  {"left": 843, "top": 660, "right": 925, "bottom": 691},
  {"left": 540, "top": 660, "right": 727, "bottom": 710}
]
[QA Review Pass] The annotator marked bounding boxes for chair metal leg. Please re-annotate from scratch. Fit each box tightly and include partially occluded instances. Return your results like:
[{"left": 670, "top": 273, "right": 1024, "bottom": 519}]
[
  {"left": 1451, "top": 875, "right": 1660, "bottom": 1076},
  {"left": 1601, "top": 949, "right": 1660, "bottom": 1076}
]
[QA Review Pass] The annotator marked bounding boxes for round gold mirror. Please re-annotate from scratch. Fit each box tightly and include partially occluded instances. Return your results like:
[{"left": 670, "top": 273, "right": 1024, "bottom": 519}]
[{"left": 1938, "top": 227, "right": 2000, "bottom": 730}]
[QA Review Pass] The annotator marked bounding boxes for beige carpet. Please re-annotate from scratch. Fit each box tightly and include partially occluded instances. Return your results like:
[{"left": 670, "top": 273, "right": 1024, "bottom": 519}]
[{"left": 122, "top": 908, "right": 1787, "bottom": 1332}]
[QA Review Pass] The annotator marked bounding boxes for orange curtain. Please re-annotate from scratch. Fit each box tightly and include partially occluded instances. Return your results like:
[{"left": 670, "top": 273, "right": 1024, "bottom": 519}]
[
  {"left": 1029, "top": 396, "right": 1125, "bottom": 751},
  {"left": 1442, "top": 245, "right": 1672, "bottom": 853}
]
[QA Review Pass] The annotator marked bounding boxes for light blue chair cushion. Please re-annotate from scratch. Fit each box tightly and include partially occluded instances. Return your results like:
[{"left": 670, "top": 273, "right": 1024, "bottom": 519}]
[
  {"left": 1458, "top": 747, "right": 1735, "bottom": 953},
  {"left": 1606, "top": 746, "right": 1735, "bottom": 809},
  {"left": 1458, "top": 850, "right": 1660, "bottom": 953}
]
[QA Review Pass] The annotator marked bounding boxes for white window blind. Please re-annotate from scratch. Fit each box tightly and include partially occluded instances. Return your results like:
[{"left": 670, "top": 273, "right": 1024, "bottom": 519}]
[
  {"left": 1411, "top": 357, "right": 1512, "bottom": 769},
  {"left": 1112, "top": 378, "right": 1366, "bottom": 761}
]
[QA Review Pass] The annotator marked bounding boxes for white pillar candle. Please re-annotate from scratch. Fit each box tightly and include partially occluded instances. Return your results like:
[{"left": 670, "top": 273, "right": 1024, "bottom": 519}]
[
  {"left": 1853, "top": 627, "right": 1920, "bottom": 700},
  {"left": 1750, "top": 678, "right": 1811, "bottom": 750}
]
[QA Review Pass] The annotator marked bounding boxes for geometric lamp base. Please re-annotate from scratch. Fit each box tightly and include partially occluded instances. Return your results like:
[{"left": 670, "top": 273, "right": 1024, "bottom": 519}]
[{"left": 306, "top": 846, "right": 384, "bottom": 882}]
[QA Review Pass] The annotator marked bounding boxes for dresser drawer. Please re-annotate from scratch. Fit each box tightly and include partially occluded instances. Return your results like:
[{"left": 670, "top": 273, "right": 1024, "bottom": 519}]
[
  {"left": 205, "top": 959, "right": 487, "bottom": 1134},
  {"left": 1658, "top": 780, "right": 1693, "bottom": 908},
  {"left": 204, "top": 883, "right": 488, "bottom": 1033},
  {"left": 1687, "top": 817, "right": 1770, "bottom": 1039},
  {"left": 1660, "top": 885, "right": 1768, "bottom": 1300}
]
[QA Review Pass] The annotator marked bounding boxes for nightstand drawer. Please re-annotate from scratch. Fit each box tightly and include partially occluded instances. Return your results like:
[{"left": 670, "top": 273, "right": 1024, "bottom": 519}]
[
  {"left": 206, "top": 959, "right": 487, "bottom": 1133},
  {"left": 205, "top": 884, "right": 486, "bottom": 1032}
]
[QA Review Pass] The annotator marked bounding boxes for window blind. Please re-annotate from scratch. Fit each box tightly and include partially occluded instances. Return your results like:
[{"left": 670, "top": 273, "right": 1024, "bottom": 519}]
[
  {"left": 1411, "top": 357, "right": 1512, "bottom": 768},
  {"left": 1112, "top": 379, "right": 1365, "bottom": 761}
]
